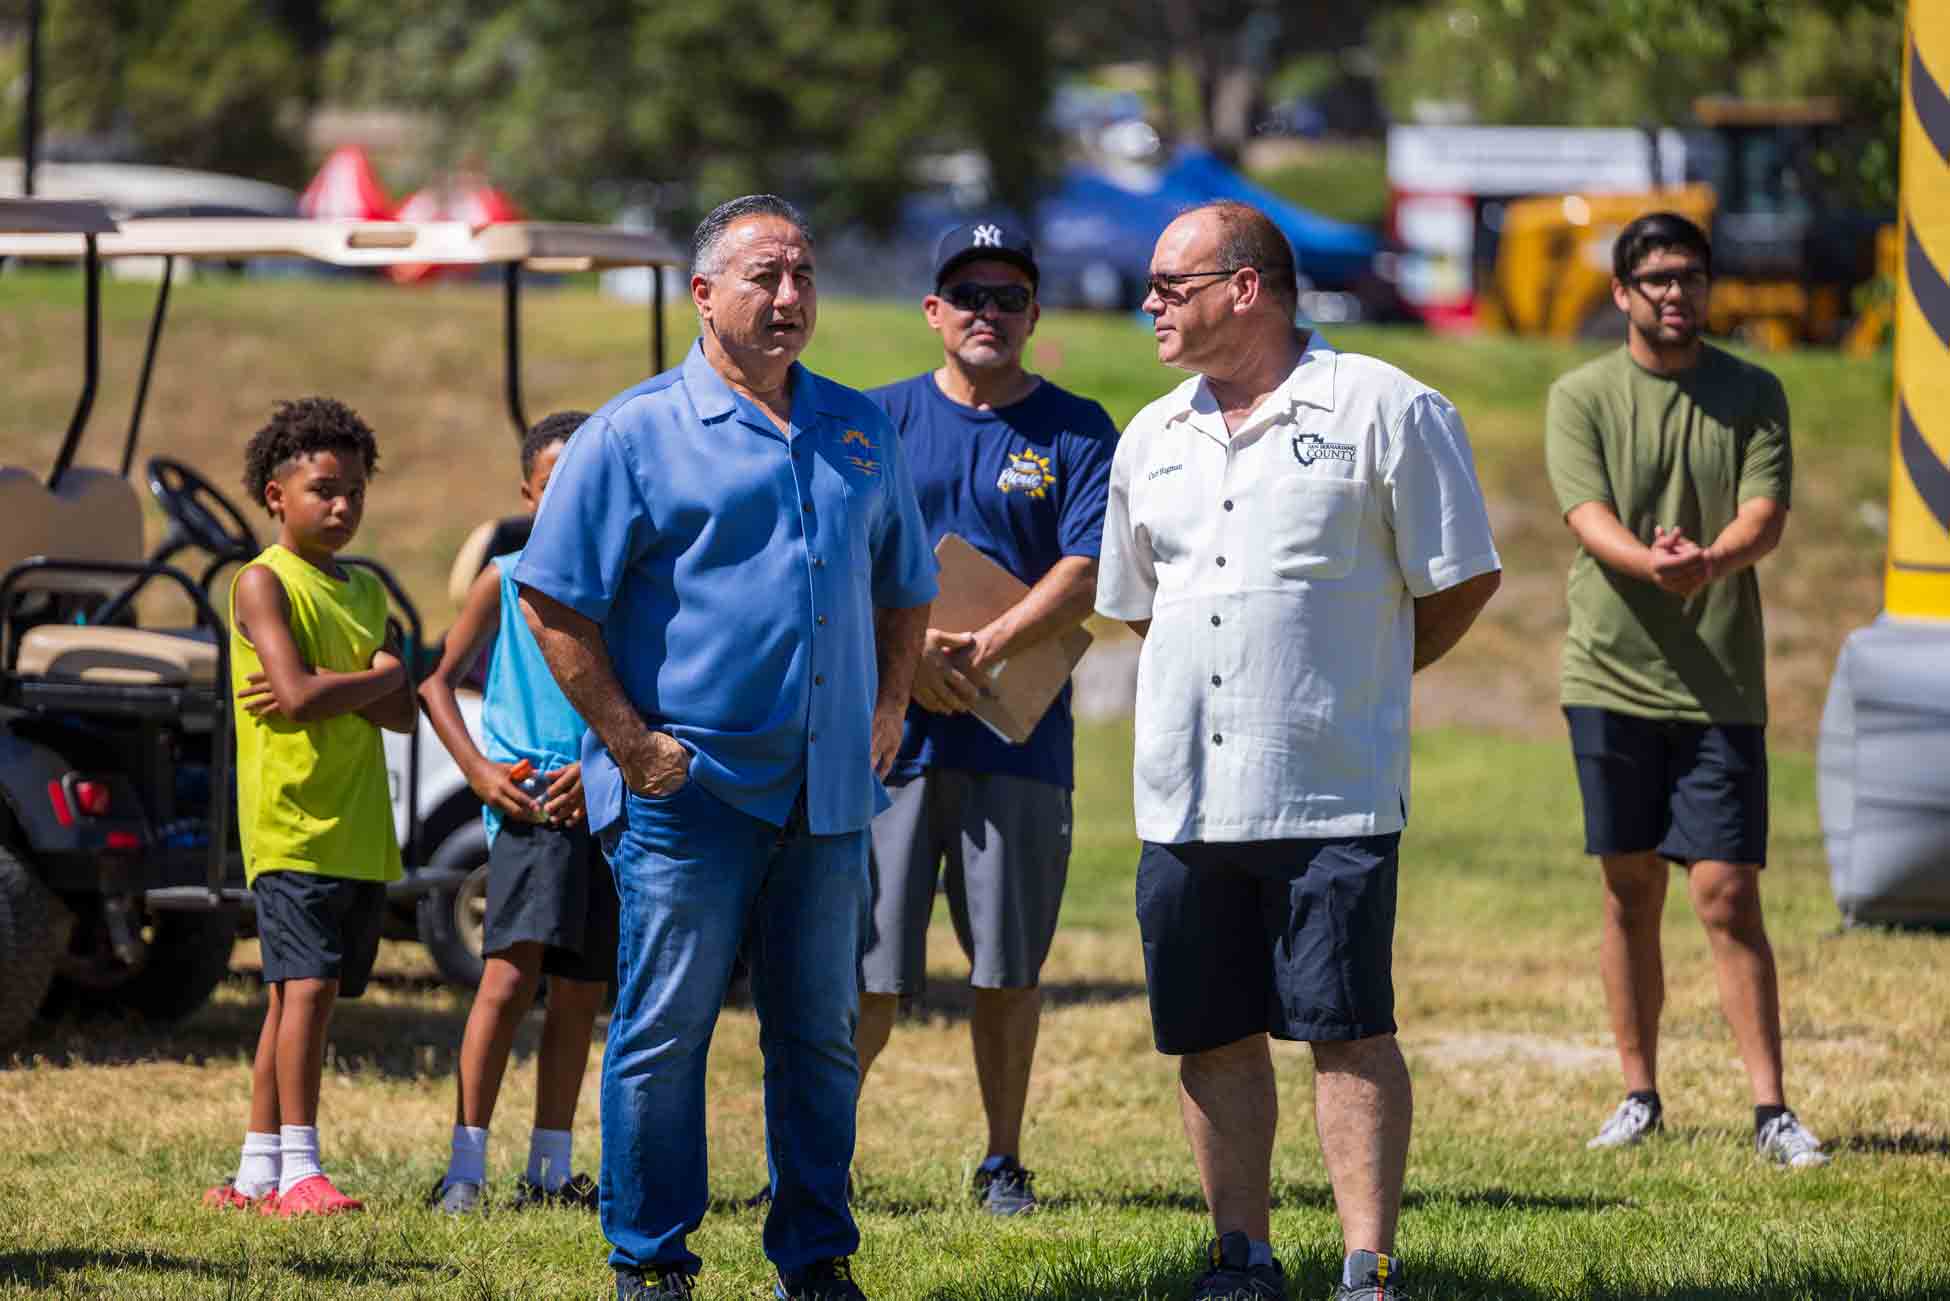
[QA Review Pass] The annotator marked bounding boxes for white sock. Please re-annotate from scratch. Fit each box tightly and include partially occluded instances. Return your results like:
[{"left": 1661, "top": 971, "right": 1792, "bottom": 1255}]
[
  {"left": 235, "top": 1131, "right": 281, "bottom": 1198},
  {"left": 526, "top": 1127, "right": 573, "bottom": 1191},
  {"left": 277, "top": 1124, "right": 322, "bottom": 1195},
  {"left": 446, "top": 1124, "right": 489, "bottom": 1188},
  {"left": 1248, "top": 1240, "right": 1276, "bottom": 1269}
]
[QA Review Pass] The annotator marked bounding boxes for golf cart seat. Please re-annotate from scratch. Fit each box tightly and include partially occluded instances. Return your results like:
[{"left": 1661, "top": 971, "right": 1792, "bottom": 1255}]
[
  {"left": 0, "top": 463, "right": 221, "bottom": 690},
  {"left": 447, "top": 515, "right": 533, "bottom": 606}
]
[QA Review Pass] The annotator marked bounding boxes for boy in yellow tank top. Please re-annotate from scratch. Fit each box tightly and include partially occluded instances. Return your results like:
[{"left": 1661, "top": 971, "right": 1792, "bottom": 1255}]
[{"left": 202, "top": 398, "right": 417, "bottom": 1217}]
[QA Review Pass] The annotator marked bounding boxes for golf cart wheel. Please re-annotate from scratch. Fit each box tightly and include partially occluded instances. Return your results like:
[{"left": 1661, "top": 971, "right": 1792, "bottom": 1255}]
[
  {"left": 416, "top": 820, "right": 489, "bottom": 989},
  {"left": 46, "top": 903, "right": 239, "bottom": 1023},
  {"left": 0, "top": 845, "right": 59, "bottom": 1049}
]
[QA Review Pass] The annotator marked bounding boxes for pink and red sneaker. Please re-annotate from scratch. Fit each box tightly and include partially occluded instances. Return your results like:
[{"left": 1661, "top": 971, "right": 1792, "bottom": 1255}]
[{"left": 202, "top": 1179, "right": 273, "bottom": 1211}]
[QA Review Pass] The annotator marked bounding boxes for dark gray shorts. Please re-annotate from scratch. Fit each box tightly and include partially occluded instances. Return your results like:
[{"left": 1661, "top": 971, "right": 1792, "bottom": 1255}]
[
  {"left": 1136, "top": 834, "right": 1401, "bottom": 1054},
  {"left": 862, "top": 770, "right": 1072, "bottom": 995},
  {"left": 252, "top": 870, "right": 387, "bottom": 998},
  {"left": 483, "top": 818, "right": 620, "bottom": 983}
]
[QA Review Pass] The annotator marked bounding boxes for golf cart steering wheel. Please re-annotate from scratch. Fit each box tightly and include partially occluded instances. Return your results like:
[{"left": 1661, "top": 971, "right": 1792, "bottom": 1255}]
[{"left": 147, "top": 456, "right": 259, "bottom": 562}]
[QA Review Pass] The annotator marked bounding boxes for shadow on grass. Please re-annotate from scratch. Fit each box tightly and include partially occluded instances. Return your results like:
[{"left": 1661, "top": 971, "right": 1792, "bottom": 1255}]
[
  {"left": 1836, "top": 1130, "right": 1950, "bottom": 1158},
  {"left": 922, "top": 1251, "right": 1950, "bottom": 1300},
  {"left": 0, "top": 1247, "right": 449, "bottom": 1289}
]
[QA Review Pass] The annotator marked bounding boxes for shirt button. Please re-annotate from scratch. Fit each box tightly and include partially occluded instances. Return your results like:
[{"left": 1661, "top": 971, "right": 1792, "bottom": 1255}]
[
  {"left": 813, "top": 557, "right": 825, "bottom": 568},
  {"left": 1223, "top": 499, "right": 1234, "bottom": 511},
  {"left": 814, "top": 674, "right": 825, "bottom": 686},
  {"left": 1215, "top": 556, "right": 1226, "bottom": 567},
  {"left": 810, "top": 731, "right": 819, "bottom": 742},
  {"left": 803, "top": 501, "right": 813, "bottom": 513},
  {"left": 816, "top": 615, "right": 827, "bottom": 627},
  {"left": 1212, "top": 733, "right": 1223, "bottom": 745},
  {"left": 1210, "top": 614, "right": 1221, "bottom": 627},
  {"left": 1211, "top": 674, "right": 1222, "bottom": 687}
]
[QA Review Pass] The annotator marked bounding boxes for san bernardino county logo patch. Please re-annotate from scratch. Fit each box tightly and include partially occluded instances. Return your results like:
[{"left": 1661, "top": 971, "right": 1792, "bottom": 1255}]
[
  {"left": 1292, "top": 432, "right": 1357, "bottom": 468},
  {"left": 996, "top": 447, "right": 1056, "bottom": 499},
  {"left": 840, "top": 428, "right": 879, "bottom": 476}
]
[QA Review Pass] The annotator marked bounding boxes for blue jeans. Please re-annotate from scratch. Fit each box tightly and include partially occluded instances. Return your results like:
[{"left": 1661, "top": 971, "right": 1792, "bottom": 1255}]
[{"left": 598, "top": 778, "right": 867, "bottom": 1276}]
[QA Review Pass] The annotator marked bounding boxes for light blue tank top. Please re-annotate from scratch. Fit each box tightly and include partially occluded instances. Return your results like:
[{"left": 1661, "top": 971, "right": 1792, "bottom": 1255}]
[{"left": 481, "top": 549, "right": 587, "bottom": 844}]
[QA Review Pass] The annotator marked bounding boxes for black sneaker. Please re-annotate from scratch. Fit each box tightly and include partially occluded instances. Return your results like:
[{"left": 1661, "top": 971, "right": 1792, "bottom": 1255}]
[
  {"left": 615, "top": 1267, "right": 695, "bottom": 1299},
  {"left": 973, "top": 1155, "right": 1037, "bottom": 1216},
  {"left": 512, "top": 1171, "right": 599, "bottom": 1210},
  {"left": 1189, "top": 1231, "right": 1286, "bottom": 1300},
  {"left": 775, "top": 1257, "right": 868, "bottom": 1300},
  {"left": 1332, "top": 1250, "right": 1406, "bottom": 1300}
]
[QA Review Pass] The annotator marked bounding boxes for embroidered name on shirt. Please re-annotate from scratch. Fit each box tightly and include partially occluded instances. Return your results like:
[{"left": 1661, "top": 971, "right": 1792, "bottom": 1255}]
[
  {"left": 1147, "top": 463, "right": 1185, "bottom": 481},
  {"left": 997, "top": 448, "right": 1055, "bottom": 499},
  {"left": 1292, "top": 433, "right": 1357, "bottom": 467}
]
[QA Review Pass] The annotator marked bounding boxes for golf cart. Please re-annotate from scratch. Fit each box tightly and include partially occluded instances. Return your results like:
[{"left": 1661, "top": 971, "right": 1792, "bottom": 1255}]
[{"left": 0, "top": 202, "right": 681, "bottom": 1047}]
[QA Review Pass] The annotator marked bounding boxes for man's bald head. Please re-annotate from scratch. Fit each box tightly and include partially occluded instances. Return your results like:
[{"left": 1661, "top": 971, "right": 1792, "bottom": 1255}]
[{"left": 1174, "top": 201, "right": 1298, "bottom": 320}]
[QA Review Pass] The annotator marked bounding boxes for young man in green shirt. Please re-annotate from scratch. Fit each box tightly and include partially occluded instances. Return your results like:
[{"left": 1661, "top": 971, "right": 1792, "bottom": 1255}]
[{"left": 1544, "top": 212, "right": 1827, "bottom": 1168}]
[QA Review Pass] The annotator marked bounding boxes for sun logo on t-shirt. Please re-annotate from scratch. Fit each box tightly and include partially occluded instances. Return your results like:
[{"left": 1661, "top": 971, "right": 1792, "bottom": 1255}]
[{"left": 997, "top": 448, "right": 1055, "bottom": 499}]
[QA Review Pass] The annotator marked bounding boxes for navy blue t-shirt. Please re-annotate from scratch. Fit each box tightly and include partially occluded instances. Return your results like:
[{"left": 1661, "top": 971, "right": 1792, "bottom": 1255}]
[{"left": 869, "top": 372, "right": 1119, "bottom": 790}]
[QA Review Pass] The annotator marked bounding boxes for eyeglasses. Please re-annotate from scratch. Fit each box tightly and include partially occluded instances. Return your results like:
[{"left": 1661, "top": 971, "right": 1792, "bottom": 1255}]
[
  {"left": 1628, "top": 268, "right": 1710, "bottom": 297},
  {"left": 940, "top": 282, "right": 1033, "bottom": 314}
]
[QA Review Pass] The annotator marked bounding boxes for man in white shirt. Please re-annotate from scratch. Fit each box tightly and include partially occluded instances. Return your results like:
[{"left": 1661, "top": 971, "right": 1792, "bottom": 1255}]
[{"left": 1096, "top": 202, "right": 1501, "bottom": 1301}]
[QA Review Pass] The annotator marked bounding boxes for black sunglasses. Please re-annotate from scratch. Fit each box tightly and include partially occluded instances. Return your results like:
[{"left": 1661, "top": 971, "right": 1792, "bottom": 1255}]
[{"left": 940, "top": 282, "right": 1034, "bottom": 314}]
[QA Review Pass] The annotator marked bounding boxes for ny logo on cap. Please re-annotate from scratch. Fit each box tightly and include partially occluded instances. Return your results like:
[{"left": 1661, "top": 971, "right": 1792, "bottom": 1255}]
[{"left": 971, "top": 224, "right": 1003, "bottom": 247}]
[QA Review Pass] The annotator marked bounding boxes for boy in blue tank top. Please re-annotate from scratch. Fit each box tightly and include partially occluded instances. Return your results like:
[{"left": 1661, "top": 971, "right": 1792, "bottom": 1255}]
[{"left": 419, "top": 411, "right": 618, "bottom": 1213}]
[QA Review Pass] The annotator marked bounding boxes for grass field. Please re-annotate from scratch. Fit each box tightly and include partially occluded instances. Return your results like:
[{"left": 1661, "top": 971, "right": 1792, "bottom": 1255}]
[{"left": 2, "top": 274, "right": 1943, "bottom": 1298}]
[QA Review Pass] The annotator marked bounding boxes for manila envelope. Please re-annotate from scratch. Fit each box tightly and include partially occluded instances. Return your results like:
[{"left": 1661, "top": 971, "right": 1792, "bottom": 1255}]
[{"left": 928, "top": 533, "right": 1093, "bottom": 744}]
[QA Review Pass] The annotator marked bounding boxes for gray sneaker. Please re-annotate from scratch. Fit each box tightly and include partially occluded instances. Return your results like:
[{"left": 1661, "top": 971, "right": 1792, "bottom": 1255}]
[
  {"left": 1757, "top": 1110, "right": 1830, "bottom": 1168},
  {"left": 427, "top": 1176, "right": 484, "bottom": 1215},
  {"left": 1586, "top": 1096, "right": 1662, "bottom": 1149},
  {"left": 973, "top": 1155, "right": 1037, "bottom": 1216},
  {"left": 616, "top": 1268, "right": 696, "bottom": 1299},
  {"left": 1333, "top": 1250, "right": 1407, "bottom": 1300},
  {"left": 1189, "top": 1231, "right": 1286, "bottom": 1300}
]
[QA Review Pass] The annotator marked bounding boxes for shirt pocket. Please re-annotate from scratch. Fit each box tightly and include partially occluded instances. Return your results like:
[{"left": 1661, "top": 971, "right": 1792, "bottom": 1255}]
[{"left": 1269, "top": 478, "right": 1368, "bottom": 581}]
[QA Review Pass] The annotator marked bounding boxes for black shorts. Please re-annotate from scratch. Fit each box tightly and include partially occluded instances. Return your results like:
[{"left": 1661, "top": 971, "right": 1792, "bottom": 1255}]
[
  {"left": 1136, "top": 834, "right": 1401, "bottom": 1055},
  {"left": 483, "top": 818, "right": 620, "bottom": 983},
  {"left": 252, "top": 870, "right": 387, "bottom": 998},
  {"left": 1565, "top": 706, "right": 1769, "bottom": 867}
]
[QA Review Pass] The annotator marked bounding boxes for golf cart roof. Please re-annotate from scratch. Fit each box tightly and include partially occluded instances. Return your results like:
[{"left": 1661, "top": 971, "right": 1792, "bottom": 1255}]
[
  {"left": 0, "top": 197, "right": 117, "bottom": 235},
  {"left": 0, "top": 217, "right": 683, "bottom": 269}
]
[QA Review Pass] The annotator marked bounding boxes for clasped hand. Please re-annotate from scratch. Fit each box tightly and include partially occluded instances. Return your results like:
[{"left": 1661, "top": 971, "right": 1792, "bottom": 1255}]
[
  {"left": 1648, "top": 525, "right": 1714, "bottom": 599},
  {"left": 911, "top": 628, "right": 993, "bottom": 716}
]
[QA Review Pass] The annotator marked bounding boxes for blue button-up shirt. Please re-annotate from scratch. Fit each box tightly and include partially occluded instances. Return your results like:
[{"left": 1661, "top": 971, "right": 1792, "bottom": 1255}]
[{"left": 515, "top": 342, "right": 939, "bottom": 836}]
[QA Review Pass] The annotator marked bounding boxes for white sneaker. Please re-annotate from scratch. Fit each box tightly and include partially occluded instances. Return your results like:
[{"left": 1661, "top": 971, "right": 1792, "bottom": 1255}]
[
  {"left": 1587, "top": 1096, "right": 1662, "bottom": 1149},
  {"left": 1757, "top": 1110, "right": 1830, "bottom": 1168}
]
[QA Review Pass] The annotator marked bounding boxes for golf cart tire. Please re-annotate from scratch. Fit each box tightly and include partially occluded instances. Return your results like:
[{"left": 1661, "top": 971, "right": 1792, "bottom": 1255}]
[
  {"left": 0, "top": 846, "right": 60, "bottom": 1050},
  {"left": 416, "top": 819, "right": 490, "bottom": 990},
  {"left": 45, "top": 904, "right": 239, "bottom": 1024}
]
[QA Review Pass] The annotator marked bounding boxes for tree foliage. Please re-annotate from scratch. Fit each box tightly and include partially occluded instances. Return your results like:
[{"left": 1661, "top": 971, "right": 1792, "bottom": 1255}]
[
  {"left": 1372, "top": 0, "right": 1904, "bottom": 207},
  {"left": 320, "top": 0, "right": 1052, "bottom": 234}
]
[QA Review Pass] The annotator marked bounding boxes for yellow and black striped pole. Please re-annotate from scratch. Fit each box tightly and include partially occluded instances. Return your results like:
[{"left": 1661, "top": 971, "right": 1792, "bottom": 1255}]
[{"left": 1890, "top": 5, "right": 1950, "bottom": 618}]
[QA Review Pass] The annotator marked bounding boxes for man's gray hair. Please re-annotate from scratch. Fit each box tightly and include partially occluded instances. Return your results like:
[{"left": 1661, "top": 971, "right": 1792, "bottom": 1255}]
[{"left": 691, "top": 194, "right": 814, "bottom": 278}]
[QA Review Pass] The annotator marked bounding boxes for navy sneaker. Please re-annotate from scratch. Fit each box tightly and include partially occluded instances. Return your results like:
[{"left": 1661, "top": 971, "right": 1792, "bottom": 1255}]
[
  {"left": 775, "top": 1257, "right": 867, "bottom": 1300},
  {"left": 1189, "top": 1231, "right": 1286, "bottom": 1300},
  {"left": 615, "top": 1267, "right": 695, "bottom": 1299},
  {"left": 973, "top": 1154, "right": 1037, "bottom": 1216},
  {"left": 1333, "top": 1250, "right": 1406, "bottom": 1300},
  {"left": 426, "top": 1176, "right": 484, "bottom": 1215}
]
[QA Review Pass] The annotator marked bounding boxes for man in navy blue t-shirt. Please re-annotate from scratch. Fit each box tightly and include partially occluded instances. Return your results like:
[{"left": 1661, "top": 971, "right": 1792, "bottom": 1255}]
[{"left": 857, "top": 221, "right": 1118, "bottom": 1215}]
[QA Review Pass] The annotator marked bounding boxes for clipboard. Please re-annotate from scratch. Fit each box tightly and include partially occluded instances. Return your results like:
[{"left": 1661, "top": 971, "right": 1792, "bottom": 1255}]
[{"left": 929, "top": 533, "right": 1093, "bottom": 744}]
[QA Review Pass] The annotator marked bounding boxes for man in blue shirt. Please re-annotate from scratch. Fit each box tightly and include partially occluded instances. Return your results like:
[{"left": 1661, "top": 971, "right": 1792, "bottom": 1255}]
[
  {"left": 516, "top": 194, "right": 937, "bottom": 1301},
  {"left": 856, "top": 222, "right": 1118, "bottom": 1215}
]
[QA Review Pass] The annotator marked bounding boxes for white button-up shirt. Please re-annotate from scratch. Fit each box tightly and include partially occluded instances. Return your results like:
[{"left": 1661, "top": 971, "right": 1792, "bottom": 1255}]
[{"left": 1096, "top": 334, "right": 1500, "bottom": 844}]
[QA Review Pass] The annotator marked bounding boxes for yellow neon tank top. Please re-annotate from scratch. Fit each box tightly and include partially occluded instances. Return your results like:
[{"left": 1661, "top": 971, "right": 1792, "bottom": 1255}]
[{"left": 230, "top": 544, "right": 402, "bottom": 884}]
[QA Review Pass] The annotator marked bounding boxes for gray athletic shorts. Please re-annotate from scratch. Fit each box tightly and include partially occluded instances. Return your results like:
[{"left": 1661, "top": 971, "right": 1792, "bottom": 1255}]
[{"left": 862, "top": 770, "right": 1072, "bottom": 995}]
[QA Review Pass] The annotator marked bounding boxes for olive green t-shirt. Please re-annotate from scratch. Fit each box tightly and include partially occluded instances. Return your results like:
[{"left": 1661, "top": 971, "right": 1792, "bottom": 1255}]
[{"left": 1545, "top": 344, "right": 1791, "bottom": 725}]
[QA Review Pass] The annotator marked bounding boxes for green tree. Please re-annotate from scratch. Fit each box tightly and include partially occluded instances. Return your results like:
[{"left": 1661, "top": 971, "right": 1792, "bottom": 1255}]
[
  {"left": 322, "top": 0, "right": 1052, "bottom": 232},
  {"left": 1372, "top": 0, "right": 1902, "bottom": 207}
]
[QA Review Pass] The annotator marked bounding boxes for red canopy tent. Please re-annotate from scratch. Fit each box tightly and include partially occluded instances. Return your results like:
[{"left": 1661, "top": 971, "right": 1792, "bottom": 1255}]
[
  {"left": 297, "top": 146, "right": 395, "bottom": 220},
  {"left": 388, "top": 177, "right": 522, "bottom": 283}
]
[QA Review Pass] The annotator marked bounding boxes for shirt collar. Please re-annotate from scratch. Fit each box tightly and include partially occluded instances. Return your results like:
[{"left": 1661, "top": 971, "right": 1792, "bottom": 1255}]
[
  {"left": 681, "top": 338, "right": 834, "bottom": 434},
  {"left": 1169, "top": 330, "right": 1338, "bottom": 434}
]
